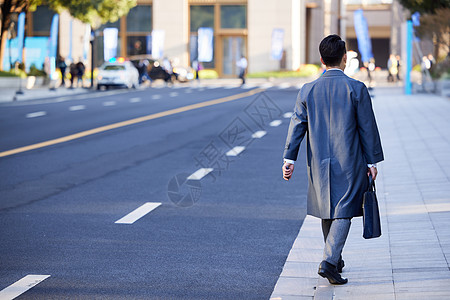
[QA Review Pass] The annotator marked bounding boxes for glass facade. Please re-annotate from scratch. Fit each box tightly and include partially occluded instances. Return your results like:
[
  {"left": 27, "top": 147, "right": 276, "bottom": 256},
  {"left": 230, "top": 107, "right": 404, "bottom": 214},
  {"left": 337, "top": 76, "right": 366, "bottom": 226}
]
[
  {"left": 95, "top": 4, "right": 152, "bottom": 65},
  {"left": 220, "top": 5, "right": 246, "bottom": 29},
  {"left": 126, "top": 5, "right": 152, "bottom": 56},
  {"left": 190, "top": 5, "right": 214, "bottom": 32},
  {"left": 127, "top": 5, "right": 152, "bottom": 32},
  {"left": 32, "top": 5, "right": 54, "bottom": 36},
  {"left": 189, "top": 2, "right": 247, "bottom": 75},
  {"left": 190, "top": 5, "right": 215, "bottom": 68}
]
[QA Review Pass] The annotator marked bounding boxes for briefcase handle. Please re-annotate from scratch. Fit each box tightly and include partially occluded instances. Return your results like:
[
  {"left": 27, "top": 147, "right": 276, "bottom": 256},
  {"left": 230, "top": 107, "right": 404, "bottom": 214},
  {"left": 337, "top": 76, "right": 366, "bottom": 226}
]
[{"left": 368, "top": 174, "right": 376, "bottom": 192}]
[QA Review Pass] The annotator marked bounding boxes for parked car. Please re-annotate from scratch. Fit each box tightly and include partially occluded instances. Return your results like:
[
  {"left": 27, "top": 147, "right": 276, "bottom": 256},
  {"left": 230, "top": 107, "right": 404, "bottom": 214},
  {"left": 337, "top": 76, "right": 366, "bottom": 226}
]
[
  {"left": 97, "top": 58, "right": 139, "bottom": 90},
  {"left": 129, "top": 55, "right": 194, "bottom": 84}
]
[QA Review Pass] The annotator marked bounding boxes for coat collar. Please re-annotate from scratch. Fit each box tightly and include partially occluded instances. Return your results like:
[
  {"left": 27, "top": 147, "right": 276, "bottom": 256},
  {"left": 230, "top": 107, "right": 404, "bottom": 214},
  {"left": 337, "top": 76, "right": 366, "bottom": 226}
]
[{"left": 322, "top": 69, "right": 345, "bottom": 77}]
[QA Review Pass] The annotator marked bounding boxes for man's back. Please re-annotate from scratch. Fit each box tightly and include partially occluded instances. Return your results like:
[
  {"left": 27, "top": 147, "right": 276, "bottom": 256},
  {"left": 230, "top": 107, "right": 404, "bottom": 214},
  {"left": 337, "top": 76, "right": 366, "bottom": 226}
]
[{"left": 284, "top": 69, "right": 383, "bottom": 219}]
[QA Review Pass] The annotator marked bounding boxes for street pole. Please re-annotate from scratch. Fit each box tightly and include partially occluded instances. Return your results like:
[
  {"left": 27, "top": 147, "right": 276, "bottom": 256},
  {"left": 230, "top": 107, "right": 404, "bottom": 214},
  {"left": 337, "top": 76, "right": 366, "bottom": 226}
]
[
  {"left": 90, "top": 29, "right": 95, "bottom": 89},
  {"left": 405, "top": 20, "right": 412, "bottom": 95}
]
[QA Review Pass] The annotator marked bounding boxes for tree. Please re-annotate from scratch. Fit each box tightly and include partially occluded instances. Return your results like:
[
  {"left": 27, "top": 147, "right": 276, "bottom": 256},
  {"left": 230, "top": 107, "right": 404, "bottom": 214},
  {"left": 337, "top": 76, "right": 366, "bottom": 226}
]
[
  {"left": 0, "top": 0, "right": 39, "bottom": 70},
  {"left": 414, "top": 8, "right": 450, "bottom": 77},
  {"left": 48, "top": 0, "right": 136, "bottom": 29},
  {"left": 398, "top": 0, "right": 450, "bottom": 14},
  {"left": 0, "top": 0, "right": 136, "bottom": 70}
]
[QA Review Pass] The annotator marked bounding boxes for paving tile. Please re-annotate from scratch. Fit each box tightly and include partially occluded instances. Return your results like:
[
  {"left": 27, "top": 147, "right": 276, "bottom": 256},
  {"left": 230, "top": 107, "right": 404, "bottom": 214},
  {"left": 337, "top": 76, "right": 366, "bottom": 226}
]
[
  {"left": 292, "top": 237, "right": 324, "bottom": 250},
  {"left": 396, "top": 291, "right": 450, "bottom": 300},
  {"left": 333, "top": 281, "right": 395, "bottom": 299},
  {"left": 280, "top": 261, "right": 318, "bottom": 278},
  {"left": 271, "top": 277, "right": 317, "bottom": 297},
  {"left": 286, "top": 248, "right": 322, "bottom": 263},
  {"left": 394, "top": 278, "right": 450, "bottom": 293}
]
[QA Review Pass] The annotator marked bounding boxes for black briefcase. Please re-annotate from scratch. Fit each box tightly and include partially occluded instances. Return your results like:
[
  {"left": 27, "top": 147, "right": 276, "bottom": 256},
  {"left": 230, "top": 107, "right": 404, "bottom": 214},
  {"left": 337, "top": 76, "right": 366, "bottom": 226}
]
[{"left": 362, "top": 175, "right": 382, "bottom": 239}]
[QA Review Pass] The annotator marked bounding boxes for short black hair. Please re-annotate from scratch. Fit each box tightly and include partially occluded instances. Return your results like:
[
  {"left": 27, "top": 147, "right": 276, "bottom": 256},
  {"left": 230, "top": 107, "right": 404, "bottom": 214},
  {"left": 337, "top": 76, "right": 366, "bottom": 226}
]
[{"left": 319, "top": 35, "right": 346, "bottom": 66}]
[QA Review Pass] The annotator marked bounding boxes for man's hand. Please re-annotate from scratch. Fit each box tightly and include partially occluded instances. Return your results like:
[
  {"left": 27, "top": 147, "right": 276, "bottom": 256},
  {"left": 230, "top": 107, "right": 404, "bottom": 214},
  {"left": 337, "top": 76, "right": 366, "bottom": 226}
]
[
  {"left": 283, "top": 163, "right": 294, "bottom": 181},
  {"left": 367, "top": 166, "right": 378, "bottom": 180}
]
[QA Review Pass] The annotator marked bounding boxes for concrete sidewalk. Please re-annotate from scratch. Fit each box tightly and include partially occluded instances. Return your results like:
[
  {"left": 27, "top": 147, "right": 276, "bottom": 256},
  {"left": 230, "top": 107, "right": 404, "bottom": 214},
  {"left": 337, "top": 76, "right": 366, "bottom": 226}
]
[{"left": 271, "top": 87, "right": 450, "bottom": 299}]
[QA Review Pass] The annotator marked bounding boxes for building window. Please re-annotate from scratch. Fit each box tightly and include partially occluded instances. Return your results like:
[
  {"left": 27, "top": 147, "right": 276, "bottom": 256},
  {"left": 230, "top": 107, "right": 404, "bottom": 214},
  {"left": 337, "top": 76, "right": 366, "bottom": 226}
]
[
  {"left": 126, "top": 5, "right": 152, "bottom": 56},
  {"left": 127, "top": 5, "right": 152, "bottom": 32},
  {"left": 32, "top": 5, "right": 54, "bottom": 36},
  {"left": 190, "top": 5, "right": 215, "bottom": 68},
  {"left": 220, "top": 5, "right": 246, "bottom": 29},
  {"left": 190, "top": 5, "right": 214, "bottom": 32},
  {"left": 189, "top": 1, "right": 248, "bottom": 76}
]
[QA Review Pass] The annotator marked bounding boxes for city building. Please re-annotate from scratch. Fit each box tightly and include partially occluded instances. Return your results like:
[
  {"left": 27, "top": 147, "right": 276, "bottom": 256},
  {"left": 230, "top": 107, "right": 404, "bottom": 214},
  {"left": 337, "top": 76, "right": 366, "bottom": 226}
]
[{"left": 8, "top": 0, "right": 406, "bottom": 76}]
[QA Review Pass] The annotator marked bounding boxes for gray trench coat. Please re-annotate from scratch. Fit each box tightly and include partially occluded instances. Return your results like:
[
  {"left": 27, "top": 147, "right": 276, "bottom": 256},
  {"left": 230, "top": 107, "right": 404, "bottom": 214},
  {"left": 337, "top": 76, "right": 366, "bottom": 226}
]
[{"left": 283, "top": 69, "right": 384, "bottom": 219}]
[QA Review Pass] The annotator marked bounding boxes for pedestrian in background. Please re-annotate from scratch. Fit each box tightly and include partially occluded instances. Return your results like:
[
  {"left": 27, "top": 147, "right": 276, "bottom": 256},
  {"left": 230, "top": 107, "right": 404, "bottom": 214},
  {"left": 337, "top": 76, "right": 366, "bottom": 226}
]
[
  {"left": 387, "top": 54, "right": 398, "bottom": 82},
  {"left": 282, "top": 34, "right": 384, "bottom": 285},
  {"left": 69, "top": 62, "right": 77, "bottom": 88},
  {"left": 57, "top": 56, "right": 67, "bottom": 87},
  {"left": 396, "top": 55, "right": 401, "bottom": 81},
  {"left": 236, "top": 55, "right": 248, "bottom": 85},
  {"left": 76, "top": 61, "right": 85, "bottom": 88}
]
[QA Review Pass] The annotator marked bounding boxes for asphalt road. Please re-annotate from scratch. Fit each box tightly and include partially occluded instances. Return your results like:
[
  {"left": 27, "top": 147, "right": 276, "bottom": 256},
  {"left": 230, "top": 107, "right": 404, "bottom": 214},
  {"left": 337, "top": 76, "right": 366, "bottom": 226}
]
[{"left": 0, "top": 84, "right": 308, "bottom": 299}]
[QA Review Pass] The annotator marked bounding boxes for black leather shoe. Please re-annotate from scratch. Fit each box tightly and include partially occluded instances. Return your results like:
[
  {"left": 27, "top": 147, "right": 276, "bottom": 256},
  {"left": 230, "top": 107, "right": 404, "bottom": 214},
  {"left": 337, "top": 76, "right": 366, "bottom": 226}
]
[
  {"left": 337, "top": 259, "right": 345, "bottom": 273},
  {"left": 318, "top": 260, "right": 348, "bottom": 285}
]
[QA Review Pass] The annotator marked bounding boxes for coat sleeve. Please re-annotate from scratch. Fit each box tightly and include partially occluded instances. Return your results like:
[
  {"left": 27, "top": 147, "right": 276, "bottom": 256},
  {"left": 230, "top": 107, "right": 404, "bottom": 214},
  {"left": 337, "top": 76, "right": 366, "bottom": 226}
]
[
  {"left": 356, "top": 84, "right": 384, "bottom": 164},
  {"left": 283, "top": 91, "right": 308, "bottom": 161}
]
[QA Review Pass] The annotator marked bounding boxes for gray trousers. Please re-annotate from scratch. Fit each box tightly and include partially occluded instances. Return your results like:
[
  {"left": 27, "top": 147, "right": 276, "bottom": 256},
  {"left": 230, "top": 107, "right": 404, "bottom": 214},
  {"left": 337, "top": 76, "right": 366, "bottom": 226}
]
[{"left": 321, "top": 218, "right": 351, "bottom": 266}]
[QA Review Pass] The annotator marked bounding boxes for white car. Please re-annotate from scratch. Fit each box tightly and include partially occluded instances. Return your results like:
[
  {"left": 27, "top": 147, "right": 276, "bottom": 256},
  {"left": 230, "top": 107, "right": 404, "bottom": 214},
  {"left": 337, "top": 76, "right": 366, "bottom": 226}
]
[{"left": 97, "top": 60, "right": 139, "bottom": 90}]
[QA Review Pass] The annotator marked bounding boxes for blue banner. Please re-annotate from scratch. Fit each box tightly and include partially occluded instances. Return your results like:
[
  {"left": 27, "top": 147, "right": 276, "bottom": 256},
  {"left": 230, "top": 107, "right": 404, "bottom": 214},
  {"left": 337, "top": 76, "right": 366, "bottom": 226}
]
[
  {"left": 198, "top": 27, "right": 213, "bottom": 62},
  {"left": 17, "top": 12, "right": 25, "bottom": 63},
  {"left": 151, "top": 29, "right": 165, "bottom": 59},
  {"left": 2, "top": 37, "right": 48, "bottom": 72},
  {"left": 103, "top": 28, "right": 118, "bottom": 61},
  {"left": 353, "top": 9, "right": 373, "bottom": 63},
  {"left": 68, "top": 20, "right": 73, "bottom": 61},
  {"left": 49, "top": 14, "right": 59, "bottom": 59},
  {"left": 49, "top": 14, "right": 59, "bottom": 79},
  {"left": 271, "top": 28, "right": 284, "bottom": 60},
  {"left": 146, "top": 34, "right": 152, "bottom": 55}
]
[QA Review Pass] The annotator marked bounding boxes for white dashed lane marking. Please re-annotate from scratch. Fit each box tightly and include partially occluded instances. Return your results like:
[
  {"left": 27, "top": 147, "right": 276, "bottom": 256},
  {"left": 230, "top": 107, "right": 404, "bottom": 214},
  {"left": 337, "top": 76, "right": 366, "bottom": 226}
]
[
  {"left": 103, "top": 101, "right": 116, "bottom": 106},
  {"left": 252, "top": 131, "right": 267, "bottom": 138},
  {"left": 187, "top": 168, "right": 214, "bottom": 180},
  {"left": 0, "top": 275, "right": 50, "bottom": 299},
  {"left": 115, "top": 202, "right": 162, "bottom": 224},
  {"left": 130, "top": 97, "right": 141, "bottom": 103},
  {"left": 226, "top": 146, "right": 246, "bottom": 157},
  {"left": 152, "top": 95, "right": 161, "bottom": 100},
  {"left": 169, "top": 92, "right": 178, "bottom": 97},
  {"left": 283, "top": 112, "right": 293, "bottom": 118},
  {"left": 26, "top": 111, "right": 47, "bottom": 118},
  {"left": 270, "top": 120, "right": 282, "bottom": 127},
  {"left": 69, "top": 105, "right": 86, "bottom": 111}
]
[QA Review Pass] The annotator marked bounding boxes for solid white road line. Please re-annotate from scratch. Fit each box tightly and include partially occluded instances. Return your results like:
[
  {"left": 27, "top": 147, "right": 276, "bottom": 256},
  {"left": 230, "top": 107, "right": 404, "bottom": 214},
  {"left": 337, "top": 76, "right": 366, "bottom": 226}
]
[
  {"left": 0, "top": 275, "right": 50, "bottom": 299},
  {"left": 152, "top": 95, "right": 161, "bottom": 100},
  {"left": 226, "top": 146, "right": 246, "bottom": 157},
  {"left": 69, "top": 105, "right": 86, "bottom": 111},
  {"left": 260, "top": 83, "right": 274, "bottom": 89},
  {"left": 115, "top": 202, "right": 162, "bottom": 224},
  {"left": 187, "top": 168, "right": 214, "bottom": 180},
  {"left": 26, "top": 111, "right": 47, "bottom": 118},
  {"left": 130, "top": 97, "right": 141, "bottom": 103},
  {"left": 252, "top": 131, "right": 267, "bottom": 138},
  {"left": 169, "top": 92, "right": 178, "bottom": 97},
  {"left": 103, "top": 101, "right": 116, "bottom": 106},
  {"left": 283, "top": 112, "right": 293, "bottom": 118},
  {"left": 270, "top": 120, "right": 282, "bottom": 127},
  {"left": 278, "top": 83, "right": 291, "bottom": 89}
]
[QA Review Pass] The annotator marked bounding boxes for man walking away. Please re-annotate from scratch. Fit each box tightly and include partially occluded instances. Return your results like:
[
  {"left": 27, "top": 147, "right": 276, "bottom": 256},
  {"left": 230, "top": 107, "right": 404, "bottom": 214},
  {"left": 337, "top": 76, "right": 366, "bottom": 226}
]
[
  {"left": 282, "top": 35, "right": 384, "bottom": 285},
  {"left": 236, "top": 55, "right": 248, "bottom": 85},
  {"left": 58, "top": 57, "right": 67, "bottom": 87}
]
